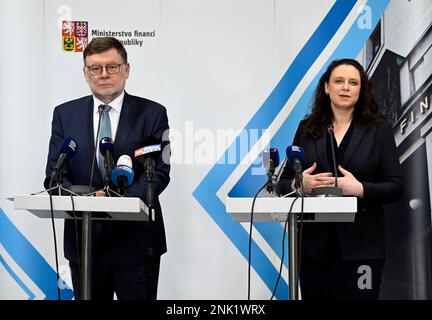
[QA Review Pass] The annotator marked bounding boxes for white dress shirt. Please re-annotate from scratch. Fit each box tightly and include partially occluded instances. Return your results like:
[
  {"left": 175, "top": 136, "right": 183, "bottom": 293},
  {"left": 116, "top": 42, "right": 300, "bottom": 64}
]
[{"left": 93, "top": 91, "right": 124, "bottom": 166}]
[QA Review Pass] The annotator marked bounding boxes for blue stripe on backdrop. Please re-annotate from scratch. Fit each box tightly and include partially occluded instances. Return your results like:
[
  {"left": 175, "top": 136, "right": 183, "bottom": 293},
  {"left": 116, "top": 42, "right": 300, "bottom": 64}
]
[
  {"left": 0, "top": 255, "right": 35, "bottom": 299},
  {"left": 0, "top": 208, "right": 74, "bottom": 300},
  {"left": 194, "top": 0, "right": 389, "bottom": 300}
]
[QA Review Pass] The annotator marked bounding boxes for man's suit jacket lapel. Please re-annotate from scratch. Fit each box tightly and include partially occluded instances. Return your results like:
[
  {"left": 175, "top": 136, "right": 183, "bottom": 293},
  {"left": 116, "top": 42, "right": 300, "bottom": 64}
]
[
  {"left": 114, "top": 92, "right": 138, "bottom": 157},
  {"left": 83, "top": 96, "right": 94, "bottom": 150}
]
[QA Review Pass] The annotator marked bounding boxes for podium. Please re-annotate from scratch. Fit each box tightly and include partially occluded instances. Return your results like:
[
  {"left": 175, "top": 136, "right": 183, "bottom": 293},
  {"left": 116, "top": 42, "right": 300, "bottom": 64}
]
[
  {"left": 11, "top": 194, "right": 149, "bottom": 300},
  {"left": 226, "top": 196, "right": 357, "bottom": 300}
]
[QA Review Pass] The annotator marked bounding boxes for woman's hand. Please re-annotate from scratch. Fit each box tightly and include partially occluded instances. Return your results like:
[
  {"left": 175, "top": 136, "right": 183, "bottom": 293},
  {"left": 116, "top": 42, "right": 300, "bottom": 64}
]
[
  {"left": 337, "top": 165, "right": 364, "bottom": 197},
  {"left": 301, "top": 162, "right": 335, "bottom": 194}
]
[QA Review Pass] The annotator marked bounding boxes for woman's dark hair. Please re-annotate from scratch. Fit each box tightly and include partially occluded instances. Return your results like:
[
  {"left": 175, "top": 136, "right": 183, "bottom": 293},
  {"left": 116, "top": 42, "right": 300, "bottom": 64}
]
[
  {"left": 83, "top": 37, "right": 128, "bottom": 64},
  {"left": 303, "top": 58, "right": 383, "bottom": 138}
]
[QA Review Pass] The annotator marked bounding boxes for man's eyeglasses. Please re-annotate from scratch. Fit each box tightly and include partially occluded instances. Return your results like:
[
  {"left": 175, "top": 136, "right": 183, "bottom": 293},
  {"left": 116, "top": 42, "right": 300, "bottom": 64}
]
[{"left": 85, "top": 64, "right": 125, "bottom": 76}]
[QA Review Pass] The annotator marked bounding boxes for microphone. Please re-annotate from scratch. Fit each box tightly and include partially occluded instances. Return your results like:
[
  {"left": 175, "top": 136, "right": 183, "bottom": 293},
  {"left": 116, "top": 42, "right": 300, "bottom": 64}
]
[
  {"left": 134, "top": 137, "right": 162, "bottom": 211},
  {"left": 111, "top": 155, "right": 134, "bottom": 196},
  {"left": 88, "top": 105, "right": 108, "bottom": 191},
  {"left": 99, "top": 137, "right": 114, "bottom": 184},
  {"left": 50, "top": 137, "right": 78, "bottom": 182},
  {"left": 286, "top": 145, "right": 304, "bottom": 190},
  {"left": 310, "top": 125, "right": 343, "bottom": 197},
  {"left": 327, "top": 124, "right": 339, "bottom": 188},
  {"left": 262, "top": 148, "right": 280, "bottom": 193},
  {"left": 134, "top": 137, "right": 161, "bottom": 181}
]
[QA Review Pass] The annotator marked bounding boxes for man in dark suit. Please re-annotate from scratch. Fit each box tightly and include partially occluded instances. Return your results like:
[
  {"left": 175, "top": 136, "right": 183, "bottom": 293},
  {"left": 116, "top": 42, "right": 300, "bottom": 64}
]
[{"left": 45, "top": 37, "right": 170, "bottom": 300}]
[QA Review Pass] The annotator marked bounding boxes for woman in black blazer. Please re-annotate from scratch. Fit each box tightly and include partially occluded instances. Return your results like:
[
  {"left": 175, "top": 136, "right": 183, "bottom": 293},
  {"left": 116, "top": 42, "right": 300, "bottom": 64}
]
[{"left": 278, "top": 58, "right": 404, "bottom": 300}]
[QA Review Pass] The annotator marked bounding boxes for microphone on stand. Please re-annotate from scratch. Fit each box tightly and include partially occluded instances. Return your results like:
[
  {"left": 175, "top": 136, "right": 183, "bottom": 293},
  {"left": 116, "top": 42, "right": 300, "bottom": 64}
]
[
  {"left": 111, "top": 155, "right": 134, "bottom": 196},
  {"left": 247, "top": 146, "right": 279, "bottom": 299},
  {"left": 88, "top": 105, "right": 107, "bottom": 191},
  {"left": 262, "top": 147, "right": 280, "bottom": 194},
  {"left": 99, "top": 137, "right": 114, "bottom": 186},
  {"left": 134, "top": 137, "right": 162, "bottom": 221},
  {"left": 311, "top": 124, "right": 343, "bottom": 197},
  {"left": 327, "top": 124, "right": 340, "bottom": 189},
  {"left": 286, "top": 145, "right": 304, "bottom": 191},
  {"left": 50, "top": 137, "right": 79, "bottom": 184}
]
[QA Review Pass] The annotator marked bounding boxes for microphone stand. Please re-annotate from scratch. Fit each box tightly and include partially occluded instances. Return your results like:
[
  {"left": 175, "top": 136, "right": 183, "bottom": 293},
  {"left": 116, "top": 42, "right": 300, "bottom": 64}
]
[
  {"left": 311, "top": 125, "right": 343, "bottom": 197},
  {"left": 88, "top": 106, "right": 104, "bottom": 192},
  {"left": 143, "top": 157, "right": 157, "bottom": 222},
  {"left": 266, "top": 159, "right": 276, "bottom": 195},
  {"left": 85, "top": 104, "right": 116, "bottom": 198},
  {"left": 146, "top": 179, "right": 155, "bottom": 222},
  {"left": 34, "top": 173, "right": 80, "bottom": 197},
  {"left": 280, "top": 177, "right": 304, "bottom": 300},
  {"left": 83, "top": 174, "right": 122, "bottom": 198},
  {"left": 273, "top": 159, "right": 305, "bottom": 300}
]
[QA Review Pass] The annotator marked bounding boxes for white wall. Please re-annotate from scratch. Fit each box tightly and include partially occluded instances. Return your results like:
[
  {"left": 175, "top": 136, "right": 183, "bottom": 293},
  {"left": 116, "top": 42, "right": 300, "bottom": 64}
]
[{"left": 0, "top": 1, "right": 63, "bottom": 299}]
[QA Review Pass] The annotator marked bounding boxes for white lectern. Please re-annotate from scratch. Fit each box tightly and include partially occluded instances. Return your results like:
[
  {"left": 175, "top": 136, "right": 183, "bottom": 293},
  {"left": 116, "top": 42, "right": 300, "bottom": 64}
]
[
  {"left": 226, "top": 196, "right": 357, "bottom": 300},
  {"left": 11, "top": 194, "right": 149, "bottom": 300}
]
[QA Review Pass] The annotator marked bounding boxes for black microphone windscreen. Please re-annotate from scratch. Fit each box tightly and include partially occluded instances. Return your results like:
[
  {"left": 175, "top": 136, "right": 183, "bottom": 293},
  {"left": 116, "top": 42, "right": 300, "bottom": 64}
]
[
  {"left": 286, "top": 145, "right": 304, "bottom": 165},
  {"left": 263, "top": 148, "right": 280, "bottom": 168},
  {"left": 134, "top": 136, "right": 161, "bottom": 162},
  {"left": 142, "top": 136, "right": 159, "bottom": 147},
  {"left": 99, "top": 137, "right": 114, "bottom": 155},
  {"left": 60, "top": 137, "right": 78, "bottom": 159}
]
